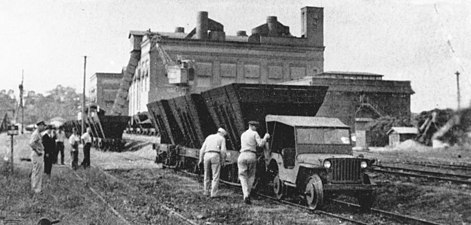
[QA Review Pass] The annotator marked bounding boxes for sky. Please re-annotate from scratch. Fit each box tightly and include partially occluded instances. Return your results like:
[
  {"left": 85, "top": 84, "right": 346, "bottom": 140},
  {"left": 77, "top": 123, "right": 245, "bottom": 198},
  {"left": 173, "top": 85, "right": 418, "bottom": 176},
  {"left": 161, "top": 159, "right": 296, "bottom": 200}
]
[{"left": 0, "top": 0, "right": 470, "bottom": 113}]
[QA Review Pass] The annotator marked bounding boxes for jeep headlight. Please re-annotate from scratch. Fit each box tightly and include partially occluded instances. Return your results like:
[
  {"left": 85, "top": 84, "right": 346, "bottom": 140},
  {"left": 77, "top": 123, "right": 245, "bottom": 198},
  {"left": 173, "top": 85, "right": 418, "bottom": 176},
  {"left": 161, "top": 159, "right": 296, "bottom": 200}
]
[
  {"left": 360, "top": 161, "right": 368, "bottom": 168},
  {"left": 323, "top": 160, "right": 331, "bottom": 169}
]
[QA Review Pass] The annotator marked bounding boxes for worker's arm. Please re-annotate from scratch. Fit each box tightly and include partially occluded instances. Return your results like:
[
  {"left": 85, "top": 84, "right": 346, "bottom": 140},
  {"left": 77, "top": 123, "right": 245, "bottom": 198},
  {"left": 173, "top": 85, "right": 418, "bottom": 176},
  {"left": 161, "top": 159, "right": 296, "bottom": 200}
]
[
  {"left": 255, "top": 133, "right": 270, "bottom": 147},
  {"left": 29, "top": 133, "right": 43, "bottom": 156},
  {"left": 198, "top": 141, "right": 206, "bottom": 164},
  {"left": 220, "top": 138, "right": 227, "bottom": 166}
]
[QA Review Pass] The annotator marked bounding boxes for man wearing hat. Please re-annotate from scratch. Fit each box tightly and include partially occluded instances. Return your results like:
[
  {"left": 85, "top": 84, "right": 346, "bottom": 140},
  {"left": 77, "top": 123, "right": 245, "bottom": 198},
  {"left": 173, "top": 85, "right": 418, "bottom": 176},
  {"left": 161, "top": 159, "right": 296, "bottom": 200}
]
[
  {"left": 29, "top": 121, "right": 46, "bottom": 193},
  {"left": 198, "top": 127, "right": 227, "bottom": 197},
  {"left": 238, "top": 121, "right": 270, "bottom": 204},
  {"left": 42, "top": 125, "right": 56, "bottom": 177}
]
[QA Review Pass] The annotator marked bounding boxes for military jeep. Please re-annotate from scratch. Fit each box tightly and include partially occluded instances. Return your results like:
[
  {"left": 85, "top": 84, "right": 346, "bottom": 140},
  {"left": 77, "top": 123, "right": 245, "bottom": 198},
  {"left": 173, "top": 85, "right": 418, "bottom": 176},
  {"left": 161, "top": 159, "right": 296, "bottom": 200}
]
[{"left": 264, "top": 115, "right": 375, "bottom": 210}]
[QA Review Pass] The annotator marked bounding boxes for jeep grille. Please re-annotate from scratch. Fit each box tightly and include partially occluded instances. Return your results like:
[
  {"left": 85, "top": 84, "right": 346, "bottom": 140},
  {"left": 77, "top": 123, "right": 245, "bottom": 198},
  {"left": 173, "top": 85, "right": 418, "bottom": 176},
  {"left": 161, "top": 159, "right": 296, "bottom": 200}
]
[{"left": 329, "top": 158, "right": 362, "bottom": 183}]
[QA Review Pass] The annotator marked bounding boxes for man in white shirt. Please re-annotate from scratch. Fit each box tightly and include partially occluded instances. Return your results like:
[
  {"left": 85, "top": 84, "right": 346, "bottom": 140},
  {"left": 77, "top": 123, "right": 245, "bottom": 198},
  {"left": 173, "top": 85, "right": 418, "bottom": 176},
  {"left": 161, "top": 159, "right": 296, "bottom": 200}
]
[
  {"left": 29, "top": 121, "right": 46, "bottom": 193},
  {"left": 55, "top": 127, "right": 66, "bottom": 165},
  {"left": 198, "top": 128, "right": 227, "bottom": 197},
  {"left": 69, "top": 128, "right": 80, "bottom": 170},
  {"left": 81, "top": 127, "right": 92, "bottom": 168},
  {"left": 238, "top": 121, "right": 269, "bottom": 204}
]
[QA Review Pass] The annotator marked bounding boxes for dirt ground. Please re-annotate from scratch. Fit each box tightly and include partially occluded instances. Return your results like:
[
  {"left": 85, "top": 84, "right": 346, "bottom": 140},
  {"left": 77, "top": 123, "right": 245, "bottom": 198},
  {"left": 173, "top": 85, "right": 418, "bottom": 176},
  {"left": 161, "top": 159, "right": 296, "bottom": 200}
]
[
  {"left": 0, "top": 134, "right": 346, "bottom": 225},
  {"left": 2, "top": 133, "right": 469, "bottom": 224},
  {"left": 353, "top": 142, "right": 471, "bottom": 224}
]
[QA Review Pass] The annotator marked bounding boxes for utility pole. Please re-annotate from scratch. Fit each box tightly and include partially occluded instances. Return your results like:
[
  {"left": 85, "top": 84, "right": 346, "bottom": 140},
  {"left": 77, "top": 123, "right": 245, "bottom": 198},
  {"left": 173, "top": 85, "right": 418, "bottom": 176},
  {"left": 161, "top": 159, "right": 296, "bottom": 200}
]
[
  {"left": 82, "top": 56, "right": 87, "bottom": 136},
  {"left": 455, "top": 71, "right": 461, "bottom": 110},
  {"left": 19, "top": 70, "right": 24, "bottom": 134}
]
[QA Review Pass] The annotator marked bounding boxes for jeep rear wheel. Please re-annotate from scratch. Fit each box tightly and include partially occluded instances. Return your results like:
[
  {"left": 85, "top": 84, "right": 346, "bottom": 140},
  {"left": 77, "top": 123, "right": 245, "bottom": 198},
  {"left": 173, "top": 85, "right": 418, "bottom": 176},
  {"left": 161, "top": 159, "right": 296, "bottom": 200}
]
[{"left": 305, "top": 174, "right": 324, "bottom": 210}]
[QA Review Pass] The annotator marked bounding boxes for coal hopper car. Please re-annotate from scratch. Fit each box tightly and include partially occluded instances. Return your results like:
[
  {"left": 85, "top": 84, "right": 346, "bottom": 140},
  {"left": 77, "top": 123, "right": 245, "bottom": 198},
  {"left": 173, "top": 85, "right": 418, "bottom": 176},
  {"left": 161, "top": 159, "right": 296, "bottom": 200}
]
[
  {"left": 147, "top": 83, "right": 376, "bottom": 209},
  {"left": 63, "top": 107, "right": 129, "bottom": 152}
]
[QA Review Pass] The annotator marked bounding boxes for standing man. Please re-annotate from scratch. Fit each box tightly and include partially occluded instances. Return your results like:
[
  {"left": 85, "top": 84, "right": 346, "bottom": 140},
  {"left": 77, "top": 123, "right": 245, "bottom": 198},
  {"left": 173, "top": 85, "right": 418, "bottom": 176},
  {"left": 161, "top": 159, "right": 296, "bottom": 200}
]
[
  {"left": 29, "top": 121, "right": 46, "bottom": 193},
  {"left": 69, "top": 128, "right": 80, "bottom": 170},
  {"left": 55, "top": 127, "right": 66, "bottom": 165},
  {"left": 238, "top": 121, "right": 270, "bottom": 204},
  {"left": 42, "top": 125, "right": 55, "bottom": 177},
  {"left": 81, "top": 127, "right": 92, "bottom": 168},
  {"left": 198, "top": 128, "right": 227, "bottom": 198}
]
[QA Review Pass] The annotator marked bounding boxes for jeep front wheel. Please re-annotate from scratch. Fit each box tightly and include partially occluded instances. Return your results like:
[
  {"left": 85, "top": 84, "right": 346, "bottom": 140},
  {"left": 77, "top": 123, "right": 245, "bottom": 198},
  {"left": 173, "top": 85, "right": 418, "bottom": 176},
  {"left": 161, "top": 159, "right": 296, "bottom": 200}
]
[
  {"left": 305, "top": 174, "right": 324, "bottom": 210},
  {"left": 273, "top": 174, "right": 285, "bottom": 200}
]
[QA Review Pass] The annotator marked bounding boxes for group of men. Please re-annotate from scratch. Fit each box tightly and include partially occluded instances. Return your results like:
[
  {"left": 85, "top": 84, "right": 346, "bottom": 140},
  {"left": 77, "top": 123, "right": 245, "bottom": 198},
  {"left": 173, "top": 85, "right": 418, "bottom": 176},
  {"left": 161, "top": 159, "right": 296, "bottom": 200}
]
[
  {"left": 199, "top": 120, "right": 270, "bottom": 204},
  {"left": 29, "top": 120, "right": 93, "bottom": 193}
]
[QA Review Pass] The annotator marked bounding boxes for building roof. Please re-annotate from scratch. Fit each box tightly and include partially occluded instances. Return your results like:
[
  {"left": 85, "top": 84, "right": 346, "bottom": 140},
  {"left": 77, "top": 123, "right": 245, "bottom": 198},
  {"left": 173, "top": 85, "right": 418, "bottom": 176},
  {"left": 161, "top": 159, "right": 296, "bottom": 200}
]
[
  {"left": 387, "top": 127, "right": 418, "bottom": 135},
  {"left": 266, "top": 115, "right": 349, "bottom": 128}
]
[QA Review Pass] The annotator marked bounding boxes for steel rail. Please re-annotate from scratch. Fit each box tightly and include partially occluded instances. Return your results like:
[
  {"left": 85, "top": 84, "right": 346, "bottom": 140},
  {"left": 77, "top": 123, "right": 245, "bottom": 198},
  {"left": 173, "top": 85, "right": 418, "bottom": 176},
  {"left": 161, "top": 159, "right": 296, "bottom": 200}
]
[
  {"left": 76, "top": 166, "right": 199, "bottom": 225},
  {"left": 331, "top": 199, "right": 444, "bottom": 225},
  {"left": 71, "top": 171, "right": 132, "bottom": 225},
  {"left": 375, "top": 165, "right": 471, "bottom": 179},
  {"left": 180, "top": 170, "right": 368, "bottom": 225},
  {"left": 404, "top": 161, "right": 471, "bottom": 171},
  {"left": 372, "top": 166, "right": 471, "bottom": 185}
]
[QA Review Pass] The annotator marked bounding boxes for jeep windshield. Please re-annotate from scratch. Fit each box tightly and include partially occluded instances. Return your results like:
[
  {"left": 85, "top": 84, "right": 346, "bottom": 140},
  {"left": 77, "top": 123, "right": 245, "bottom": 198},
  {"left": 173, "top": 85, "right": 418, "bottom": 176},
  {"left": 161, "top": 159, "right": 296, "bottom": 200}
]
[{"left": 297, "top": 128, "right": 351, "bottom": 145}]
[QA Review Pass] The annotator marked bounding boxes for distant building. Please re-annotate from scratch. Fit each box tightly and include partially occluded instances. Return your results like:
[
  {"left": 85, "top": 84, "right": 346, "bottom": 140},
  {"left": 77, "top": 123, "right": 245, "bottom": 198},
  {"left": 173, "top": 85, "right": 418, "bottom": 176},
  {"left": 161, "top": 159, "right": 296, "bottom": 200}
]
[
  {"left": 283, "top": 71, "right": 414, "bottom": 149},
  {"left": 89, "top": 72, "right": 125, "bottom": 113},
  {"left": 124, "top": 7, "right": 325, "bottom": 116},
  {"left": 387, "top": 127, "right": 418, "bottom": 148}
]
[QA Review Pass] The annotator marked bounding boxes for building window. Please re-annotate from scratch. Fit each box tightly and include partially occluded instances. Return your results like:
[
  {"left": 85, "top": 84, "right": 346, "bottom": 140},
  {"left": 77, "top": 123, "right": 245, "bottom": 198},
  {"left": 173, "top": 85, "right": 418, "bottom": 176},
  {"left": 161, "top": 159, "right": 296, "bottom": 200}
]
[
  {"left": 221, "top": 63, "right": 236, "bottom": 86},
  {"left": 244, "top": 64, "right": 260, "bottom": 83},
  {"left": 290, "top": 66, "right": 306, "bottom": 80},
  {"left": 196, "top": 62, "right": 212, "bottom": 87},
  {"left": 268, "top": 65, "right": 283, "bottom": 79}
]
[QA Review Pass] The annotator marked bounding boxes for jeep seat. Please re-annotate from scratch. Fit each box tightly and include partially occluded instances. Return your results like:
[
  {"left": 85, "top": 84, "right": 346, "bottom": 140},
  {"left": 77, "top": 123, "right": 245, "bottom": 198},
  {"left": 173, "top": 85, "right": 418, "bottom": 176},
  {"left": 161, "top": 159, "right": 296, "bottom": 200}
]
[{"left": 281, "top": 148, "right": 295, "bottom": 169}]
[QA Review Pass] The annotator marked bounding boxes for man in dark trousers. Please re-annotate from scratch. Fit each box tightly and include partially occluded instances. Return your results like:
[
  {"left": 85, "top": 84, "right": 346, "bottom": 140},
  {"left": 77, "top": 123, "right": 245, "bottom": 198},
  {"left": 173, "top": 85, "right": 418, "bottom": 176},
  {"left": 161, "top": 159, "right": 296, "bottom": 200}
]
[
  {"left": 55, "top": 127, "right": 66, "bottom": 165},
  {"left": 42, "top": 125, "right": 55, "bottom": 177},
  {"left": 81, "top": 127, "right": 92, "bottom": 168}
]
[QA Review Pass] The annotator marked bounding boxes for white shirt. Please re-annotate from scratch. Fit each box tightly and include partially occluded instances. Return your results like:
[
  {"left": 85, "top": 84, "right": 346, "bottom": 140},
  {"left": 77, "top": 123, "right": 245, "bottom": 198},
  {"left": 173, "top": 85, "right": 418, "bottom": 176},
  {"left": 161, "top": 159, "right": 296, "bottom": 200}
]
[
  {"left": 81, "top": 132, "right": 92, "bottom": 144},
  {"left": 56, "top": 131, "right": 67, "bottom": 143},
  {"left": 240, "top": 129, "right": 265, "bottom": 152},
  {"left": 69, "top": 134, "right": 80, "bottom": 151},
  {"left": 199, "top": 133, "right": 227, "bottom": 162}
]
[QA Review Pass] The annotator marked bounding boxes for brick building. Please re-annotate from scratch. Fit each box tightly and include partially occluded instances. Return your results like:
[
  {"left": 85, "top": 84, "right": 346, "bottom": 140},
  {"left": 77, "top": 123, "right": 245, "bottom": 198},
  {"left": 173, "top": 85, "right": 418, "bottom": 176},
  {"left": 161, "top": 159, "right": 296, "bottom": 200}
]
[
  {"left": 283, "top": 71, "right": 414, "bottom": 149},
  {"left": 89, "top": 72, "right": 126, "bottom": 113},
  {"left": 125, "top": 7, "right": 325, "bottom": 116}
]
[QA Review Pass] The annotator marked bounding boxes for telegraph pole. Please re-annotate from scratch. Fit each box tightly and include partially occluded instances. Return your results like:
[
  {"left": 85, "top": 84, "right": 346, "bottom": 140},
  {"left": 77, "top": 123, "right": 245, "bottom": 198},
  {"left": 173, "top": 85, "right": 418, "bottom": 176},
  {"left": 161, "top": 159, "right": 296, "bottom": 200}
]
[
  {"left": 455, "top": 71, "right": 461, "bottom": 110},
  {"left": 19, "top": 70, "right": 24, "bottom": 134},
  {"left": 82, "top": 56, "right": 87, "bottom": 136}
]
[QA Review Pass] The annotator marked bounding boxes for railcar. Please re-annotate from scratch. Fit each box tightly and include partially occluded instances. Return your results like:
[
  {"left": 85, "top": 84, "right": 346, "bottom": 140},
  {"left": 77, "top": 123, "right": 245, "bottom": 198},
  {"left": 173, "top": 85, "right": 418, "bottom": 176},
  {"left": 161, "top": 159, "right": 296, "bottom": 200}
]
[
  {"left": 147, "top": 83, "right": 375, "bottom": 209},
  {"left": 62, "top": 106, "right": 129, "bottom": 151}
]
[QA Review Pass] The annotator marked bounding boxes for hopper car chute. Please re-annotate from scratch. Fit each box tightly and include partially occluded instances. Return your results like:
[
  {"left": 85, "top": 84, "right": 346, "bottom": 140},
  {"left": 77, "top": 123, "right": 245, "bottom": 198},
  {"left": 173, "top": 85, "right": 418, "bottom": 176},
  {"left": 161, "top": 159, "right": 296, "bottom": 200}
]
[{"left": 147, "top": 83, "right": 376, "bottom": 210}]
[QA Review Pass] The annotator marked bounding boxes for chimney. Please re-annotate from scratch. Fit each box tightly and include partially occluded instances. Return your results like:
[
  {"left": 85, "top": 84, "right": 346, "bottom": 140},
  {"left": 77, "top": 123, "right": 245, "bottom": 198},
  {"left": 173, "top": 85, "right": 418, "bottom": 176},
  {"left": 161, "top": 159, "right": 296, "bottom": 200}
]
[
  {"left": 175, "top": 27, "right": 185, "bottom": 33},
  {"left": 196, "top": 11, "right": 209, "bottom": 40},
  {"left": 236, "top": 30, "right": 247, "bottom": 37},
  {"left": 301, "top": 7, "right": 323, "bottom": 46},
  {"left": 267, "top": 16, "right": 278, "bottom": 37}
]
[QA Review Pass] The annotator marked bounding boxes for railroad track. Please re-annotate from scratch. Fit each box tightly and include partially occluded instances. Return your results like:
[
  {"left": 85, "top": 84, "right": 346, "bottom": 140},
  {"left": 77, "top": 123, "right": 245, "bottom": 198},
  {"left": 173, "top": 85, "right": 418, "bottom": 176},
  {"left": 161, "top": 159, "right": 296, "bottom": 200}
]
[
  {"left": 372, "top": 165, "right": 471, "bottom": 185},
  {"left": 72, "top": 166, "right": 199, "bottom": 225},
  {"left": 178, "top": 169, "right": 443, "bottom": 225},
  {"left": 403, "top": 161, "right": 471, "bottom": 171}
]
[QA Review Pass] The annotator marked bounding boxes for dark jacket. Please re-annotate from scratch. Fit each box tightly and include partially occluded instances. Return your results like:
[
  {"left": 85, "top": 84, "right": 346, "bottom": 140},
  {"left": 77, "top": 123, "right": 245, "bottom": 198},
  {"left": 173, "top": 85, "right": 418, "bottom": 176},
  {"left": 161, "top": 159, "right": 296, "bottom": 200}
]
[{"left": 42, "top": 133, "right": 56, "bottom": 156}]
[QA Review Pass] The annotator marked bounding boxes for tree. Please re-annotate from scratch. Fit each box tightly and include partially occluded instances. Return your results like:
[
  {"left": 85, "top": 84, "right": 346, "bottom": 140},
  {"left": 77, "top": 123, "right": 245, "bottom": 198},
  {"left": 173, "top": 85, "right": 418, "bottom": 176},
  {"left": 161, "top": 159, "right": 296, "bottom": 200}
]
[
  {"left": 23, "top": 85, "right": 82, "bottom": 124},
  {"left": 367, "top": 116, "right": 412, "bottom": 147}
]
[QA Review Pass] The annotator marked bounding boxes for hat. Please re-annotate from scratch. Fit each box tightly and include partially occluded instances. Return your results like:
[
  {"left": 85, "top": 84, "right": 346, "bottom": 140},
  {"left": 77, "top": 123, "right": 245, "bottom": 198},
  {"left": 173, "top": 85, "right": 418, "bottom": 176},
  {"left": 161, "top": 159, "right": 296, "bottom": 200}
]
[
  {"left": 217, "top": 128, "right": 227, "bottom": 136},
  {"left": 36, "top": 121, "right": 46, "bottom": 126},
  {"left": 248, "top": 121, "right": 260, "bottom": 126}
]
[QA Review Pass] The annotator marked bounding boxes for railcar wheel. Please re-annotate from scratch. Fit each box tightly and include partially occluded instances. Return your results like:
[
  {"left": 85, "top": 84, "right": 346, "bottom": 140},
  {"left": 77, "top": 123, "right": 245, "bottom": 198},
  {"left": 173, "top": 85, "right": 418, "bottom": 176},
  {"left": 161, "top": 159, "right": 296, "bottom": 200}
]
[
  {"left": 305, "top": 174, "right": 324, "bottom": 210},
  {"left": 357, "top": 174, "right": 375, "bottom": 211},
  {"left": 273, "top": 174, "right": 285, "bottom": 200}
]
